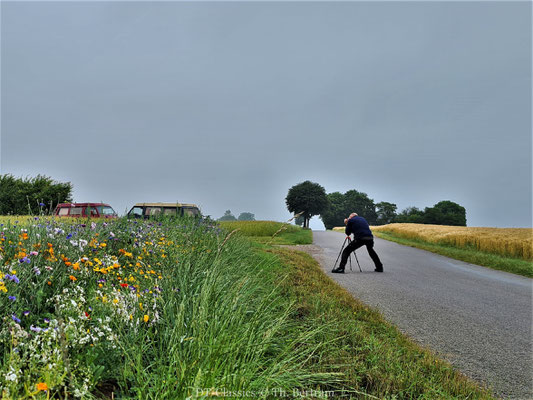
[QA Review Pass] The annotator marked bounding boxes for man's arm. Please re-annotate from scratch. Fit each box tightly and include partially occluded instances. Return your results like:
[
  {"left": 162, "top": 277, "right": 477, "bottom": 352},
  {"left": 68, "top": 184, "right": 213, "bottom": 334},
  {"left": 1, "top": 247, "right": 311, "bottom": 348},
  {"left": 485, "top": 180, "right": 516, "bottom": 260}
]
[{"left": 344, "top": 219, "right": 351, "bottom": 236}]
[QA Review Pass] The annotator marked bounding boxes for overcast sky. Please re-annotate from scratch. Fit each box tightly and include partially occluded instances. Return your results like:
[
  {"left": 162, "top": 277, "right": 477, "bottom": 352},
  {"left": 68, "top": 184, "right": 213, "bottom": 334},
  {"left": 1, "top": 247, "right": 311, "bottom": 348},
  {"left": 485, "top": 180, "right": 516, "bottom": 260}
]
[{"left": 1, "top": 1, "right": 531, "bottom": 228}]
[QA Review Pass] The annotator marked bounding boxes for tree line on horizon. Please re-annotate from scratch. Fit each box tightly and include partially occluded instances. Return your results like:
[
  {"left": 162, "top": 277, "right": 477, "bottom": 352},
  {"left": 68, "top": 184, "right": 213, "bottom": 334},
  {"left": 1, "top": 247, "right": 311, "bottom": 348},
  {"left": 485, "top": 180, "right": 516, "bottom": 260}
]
[
  {"left": 286, "top": 180, "right": 467, "bottom": 229},
  {"left": 0, "top": 174, "right": 72, "bottom": 215},
  {"left": 217, "top": 210, "right": 256, "bottom": 221}
]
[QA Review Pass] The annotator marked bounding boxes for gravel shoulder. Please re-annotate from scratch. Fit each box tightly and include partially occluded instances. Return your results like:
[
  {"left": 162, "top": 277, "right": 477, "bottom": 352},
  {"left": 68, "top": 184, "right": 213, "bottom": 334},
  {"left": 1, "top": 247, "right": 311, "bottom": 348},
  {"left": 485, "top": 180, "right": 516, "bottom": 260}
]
[{"left": 289, "top": 231, "right": 532, "bottom": 400}]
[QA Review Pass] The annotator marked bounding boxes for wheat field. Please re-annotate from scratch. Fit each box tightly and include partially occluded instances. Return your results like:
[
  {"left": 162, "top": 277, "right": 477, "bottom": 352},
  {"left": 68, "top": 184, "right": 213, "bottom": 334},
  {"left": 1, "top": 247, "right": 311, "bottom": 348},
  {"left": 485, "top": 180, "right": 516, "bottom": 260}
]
[{"left": 368, "top": 223, "right": 533, "bottom": 261}]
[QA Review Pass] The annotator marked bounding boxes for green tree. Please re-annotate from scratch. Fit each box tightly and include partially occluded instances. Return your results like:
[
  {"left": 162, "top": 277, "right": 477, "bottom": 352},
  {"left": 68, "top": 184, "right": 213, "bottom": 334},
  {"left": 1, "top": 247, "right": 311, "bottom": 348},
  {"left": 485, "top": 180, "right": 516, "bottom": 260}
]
[
  {"left": 237, "top": 212, "right": 255, "bottom": 221},
  {"left": 294, "top": 215, "right": 305, "bottom": 227},
  {"left": 320, "top": 192, "right": 346, "bottom": 230},
  {"left": 376, "top": 201, "right": 397, "bottom": 225},
  {"left": 343, "top": 190, "right": 378, "bottom": 225},
  {"left": 424, "top": 201, "right": 466, "bottom": 226},
  {"left": 285, "top": 181, "right": 328, "bottom": 228},
  {"left": 0, "top": 174, "right": 72, "bottom": 215},
  {"left": 395, "top": 206, "right": 425, "bottom": 223},
  {"left": 320, "top": 190, "right": 379, "bottom": 229},
  {"left": 218, "top": 210, "right": 237, "bottom": 221}
]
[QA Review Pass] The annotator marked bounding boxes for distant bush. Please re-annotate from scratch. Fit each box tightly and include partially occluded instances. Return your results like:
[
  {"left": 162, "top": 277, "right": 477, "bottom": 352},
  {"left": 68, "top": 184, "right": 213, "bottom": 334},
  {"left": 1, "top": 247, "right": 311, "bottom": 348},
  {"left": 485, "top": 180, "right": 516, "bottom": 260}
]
[
  {"left": 237, "top": 212, "right": 255, "bottom": 221},
  {"left": 217, "top": 210, "right": 237, "bottom": 221},
  {"left": 395, "top": 201, "right": 466, "bottom": 226},
  {"left": 0, "top": 174, "right": 72, "bottom": 215}
]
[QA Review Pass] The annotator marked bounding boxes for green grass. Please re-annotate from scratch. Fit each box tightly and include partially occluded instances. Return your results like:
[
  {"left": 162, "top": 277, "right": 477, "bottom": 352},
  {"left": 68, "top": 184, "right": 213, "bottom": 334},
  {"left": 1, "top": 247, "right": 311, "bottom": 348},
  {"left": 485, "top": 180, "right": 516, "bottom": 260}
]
[
  {"left": 0, "top": 217, "right": 327, "bottom": 399},
  {"left": 219, "top": 220, "right": 313, "bottom": 245},
  {"left": 218, "top": 221, "right": 496, "bottom": 398},
  {"left": 374, "top": 231, "right": 533, "bottom": 278},
  {"left": 1, "top": 217, "right": 497, "bottom": 399},
  {"left": 270, "top": 248, "right": 496, "bottom": 399}
]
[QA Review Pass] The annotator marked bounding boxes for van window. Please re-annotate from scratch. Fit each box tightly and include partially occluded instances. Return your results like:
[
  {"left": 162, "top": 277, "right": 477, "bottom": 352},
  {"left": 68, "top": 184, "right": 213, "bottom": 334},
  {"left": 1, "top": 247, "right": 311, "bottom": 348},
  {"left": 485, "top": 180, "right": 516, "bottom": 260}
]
[
  {"left": 183, "top": 207, "right": 199, "bottom": 216},
  {"left": 129, "top": 207, "right": 143, "bottom": 217},
  {"left": 163, "top": 208, "right": 177, "bottom": 215},
  {"left": 70, "top": 207, "right": 83, "bottom": 216},
  {"left": 98, "top": 206, "right": 117, "bottom": 216},
  {"left": 58, "top": 208, "right": 69, "bottom": 216},
  {"left": 146, "top": 207, "right": 162, "bottom": 216}
]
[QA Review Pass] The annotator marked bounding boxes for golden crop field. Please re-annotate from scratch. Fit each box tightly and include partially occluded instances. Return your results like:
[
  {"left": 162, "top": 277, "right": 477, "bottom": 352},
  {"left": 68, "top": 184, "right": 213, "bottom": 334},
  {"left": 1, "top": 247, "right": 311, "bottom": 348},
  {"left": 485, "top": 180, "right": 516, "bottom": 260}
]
[{"left": 370, "top": 223, "right": 533, "bottom": 261}]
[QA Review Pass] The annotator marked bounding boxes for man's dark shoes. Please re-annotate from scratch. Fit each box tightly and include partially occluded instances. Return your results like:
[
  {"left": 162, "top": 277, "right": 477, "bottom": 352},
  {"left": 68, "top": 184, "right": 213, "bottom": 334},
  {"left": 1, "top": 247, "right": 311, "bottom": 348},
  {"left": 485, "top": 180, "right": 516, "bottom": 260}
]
[
  {"left": 331, "top": 267, "right": 345, "bottom": 273},
  {"left": 374, "top": 265, "right": 384, "bottom": 272}
]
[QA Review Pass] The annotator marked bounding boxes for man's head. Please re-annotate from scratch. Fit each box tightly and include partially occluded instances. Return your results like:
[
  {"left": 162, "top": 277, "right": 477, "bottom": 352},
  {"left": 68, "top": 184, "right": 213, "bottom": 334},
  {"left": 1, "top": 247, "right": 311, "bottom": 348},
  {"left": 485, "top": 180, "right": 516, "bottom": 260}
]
[{"left": 344, "top": 213, "right": 358, "bottom": 225}]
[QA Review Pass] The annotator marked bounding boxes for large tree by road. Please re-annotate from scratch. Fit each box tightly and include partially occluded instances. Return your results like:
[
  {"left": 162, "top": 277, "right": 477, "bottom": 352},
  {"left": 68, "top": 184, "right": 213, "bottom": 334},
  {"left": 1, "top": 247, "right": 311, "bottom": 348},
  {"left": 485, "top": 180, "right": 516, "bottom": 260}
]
[
  {"left": 285, "top": 181, "right": 328, "bottom": 228},
  {"left": 320, "top": 189, "right": 379, "bottom": 229},
  {"left": 376, "top": 201, "right": 398, "bottom": 225}
]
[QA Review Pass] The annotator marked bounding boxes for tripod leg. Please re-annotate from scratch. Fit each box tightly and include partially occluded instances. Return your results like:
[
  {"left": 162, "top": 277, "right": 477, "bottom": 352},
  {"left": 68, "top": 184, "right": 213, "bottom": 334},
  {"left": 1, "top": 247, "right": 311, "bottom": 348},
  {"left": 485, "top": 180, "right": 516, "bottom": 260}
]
[
  {"left": 346, "top": 237, "right": 353, "bottom": 271},
  {"left": 354, "top": 252, "right": 362, "bottom": 272},
  {"left": 333, "top": 237, "right": 348, "bottom": 270}
]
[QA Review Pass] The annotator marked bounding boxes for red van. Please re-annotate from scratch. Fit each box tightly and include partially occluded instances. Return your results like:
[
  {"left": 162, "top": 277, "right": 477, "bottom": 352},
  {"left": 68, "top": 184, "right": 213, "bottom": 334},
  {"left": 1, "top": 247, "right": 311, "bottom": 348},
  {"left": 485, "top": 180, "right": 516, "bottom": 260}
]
[{"left": 53, "top": 203, "right": 118, "bottom": 218}]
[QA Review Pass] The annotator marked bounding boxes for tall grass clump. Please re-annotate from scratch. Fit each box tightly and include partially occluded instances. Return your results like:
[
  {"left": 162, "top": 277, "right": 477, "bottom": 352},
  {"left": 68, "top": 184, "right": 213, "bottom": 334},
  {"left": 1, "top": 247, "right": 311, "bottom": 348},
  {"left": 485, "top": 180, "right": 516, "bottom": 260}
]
[
  {"left": 218, "top": 220, "right": 302, "bottom": 237},
  {"left": 219, "top": 220, "right": 312, "bottom": 245},
  {"left": 0, "top": 216, "right": 334, "bottom": 399}
]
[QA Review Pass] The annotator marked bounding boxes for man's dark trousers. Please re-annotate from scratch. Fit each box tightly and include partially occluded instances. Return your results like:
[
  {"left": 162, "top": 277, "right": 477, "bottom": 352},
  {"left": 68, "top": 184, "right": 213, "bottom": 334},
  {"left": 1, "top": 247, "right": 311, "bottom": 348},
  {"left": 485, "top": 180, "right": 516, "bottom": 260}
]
[{"left": 339, "top": 237, "right": 383, "bottom": 271}]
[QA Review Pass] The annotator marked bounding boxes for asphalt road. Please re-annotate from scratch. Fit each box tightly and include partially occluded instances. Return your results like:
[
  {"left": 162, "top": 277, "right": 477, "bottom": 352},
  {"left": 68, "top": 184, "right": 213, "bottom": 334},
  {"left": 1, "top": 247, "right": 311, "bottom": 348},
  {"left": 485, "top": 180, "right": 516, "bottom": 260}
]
[{"left": 309, "top": 230, "right": 532, "bottom": 400}]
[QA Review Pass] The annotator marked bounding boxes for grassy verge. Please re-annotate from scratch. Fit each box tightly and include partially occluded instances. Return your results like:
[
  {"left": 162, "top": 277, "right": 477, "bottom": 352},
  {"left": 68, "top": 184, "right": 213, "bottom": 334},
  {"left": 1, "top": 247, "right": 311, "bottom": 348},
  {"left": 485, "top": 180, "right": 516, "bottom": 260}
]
[
  {"left": 373, "top": 231, "right": 532, "bottom": 278},
  {"left": 0, "top": 217, "right": 327, "bottom": 399},
  {"left": 219, "top": 220, "right": 312, "bottom": 245},
  {"left": 227, "top": 222, "right": 495, "bottom": 398},
  {"left": 267, "top": 248, "right": 496, "bottom": 399},
  {"left": 0, "top": 218, "right": 496, "bottom": 399}
]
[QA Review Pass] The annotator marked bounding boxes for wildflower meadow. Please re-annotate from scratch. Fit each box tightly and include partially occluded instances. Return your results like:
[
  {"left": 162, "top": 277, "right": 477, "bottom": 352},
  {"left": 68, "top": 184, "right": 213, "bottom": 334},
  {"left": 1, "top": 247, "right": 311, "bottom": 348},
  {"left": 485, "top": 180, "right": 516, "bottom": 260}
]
[{"left": 0, "top": 217, "right": 335, "bottom": 399}]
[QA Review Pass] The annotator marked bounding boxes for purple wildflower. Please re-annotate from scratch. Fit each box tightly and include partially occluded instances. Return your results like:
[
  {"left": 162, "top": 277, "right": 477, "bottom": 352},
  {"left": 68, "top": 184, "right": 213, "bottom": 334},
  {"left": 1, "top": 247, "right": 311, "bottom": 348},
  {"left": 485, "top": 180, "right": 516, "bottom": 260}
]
[
  {"left": 23, "top": 311, "right": 30, "bottom": 316},
  {"left": 44, "top": 318, "right": 50, "bottom": 323},
  {"left": 30, "top": 325, "right": 42, "bottom": 332},
  {"left": 6, "top": 274, "right": 20, "bottom": 284},
  {"left": 8, "top": 296, "right": 16, "bottom": 301},
  {"left": 12, "top": 315, "right": 21, "bottom": 323}
]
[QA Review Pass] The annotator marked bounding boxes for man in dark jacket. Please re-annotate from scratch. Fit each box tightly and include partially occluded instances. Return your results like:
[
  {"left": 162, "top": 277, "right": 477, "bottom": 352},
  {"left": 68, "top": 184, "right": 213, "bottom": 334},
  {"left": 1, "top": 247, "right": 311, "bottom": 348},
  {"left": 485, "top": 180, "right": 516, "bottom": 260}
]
[{"left": 332, "top": 213, "right": 383, "bottom": 273}]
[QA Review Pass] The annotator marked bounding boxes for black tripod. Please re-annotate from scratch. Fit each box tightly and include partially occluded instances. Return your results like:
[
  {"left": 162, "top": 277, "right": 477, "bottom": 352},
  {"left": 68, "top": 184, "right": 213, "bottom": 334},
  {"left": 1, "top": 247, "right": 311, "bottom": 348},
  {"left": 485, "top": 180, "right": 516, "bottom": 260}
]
[{"left": 332, "top": 236, "right": 362, "bottom": 272}]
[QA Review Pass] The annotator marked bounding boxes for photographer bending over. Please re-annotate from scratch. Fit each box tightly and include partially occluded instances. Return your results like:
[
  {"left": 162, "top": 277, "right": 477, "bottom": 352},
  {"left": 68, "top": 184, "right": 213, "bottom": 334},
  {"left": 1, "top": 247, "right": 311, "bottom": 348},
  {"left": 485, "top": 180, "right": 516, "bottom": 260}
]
[{"left": 332, "top": 213, "right": 384, "bottom": 273}]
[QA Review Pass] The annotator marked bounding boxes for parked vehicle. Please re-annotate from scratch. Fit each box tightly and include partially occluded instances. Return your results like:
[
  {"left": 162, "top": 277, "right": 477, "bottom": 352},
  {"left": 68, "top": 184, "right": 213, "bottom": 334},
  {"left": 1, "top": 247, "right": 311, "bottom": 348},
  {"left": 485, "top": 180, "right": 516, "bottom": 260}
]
[
  {"left": 127, "top": 203, "right": 200, "bottom": 219},
  {"left": 53, "top": 203, "right": 118, "bottom": 218}
]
